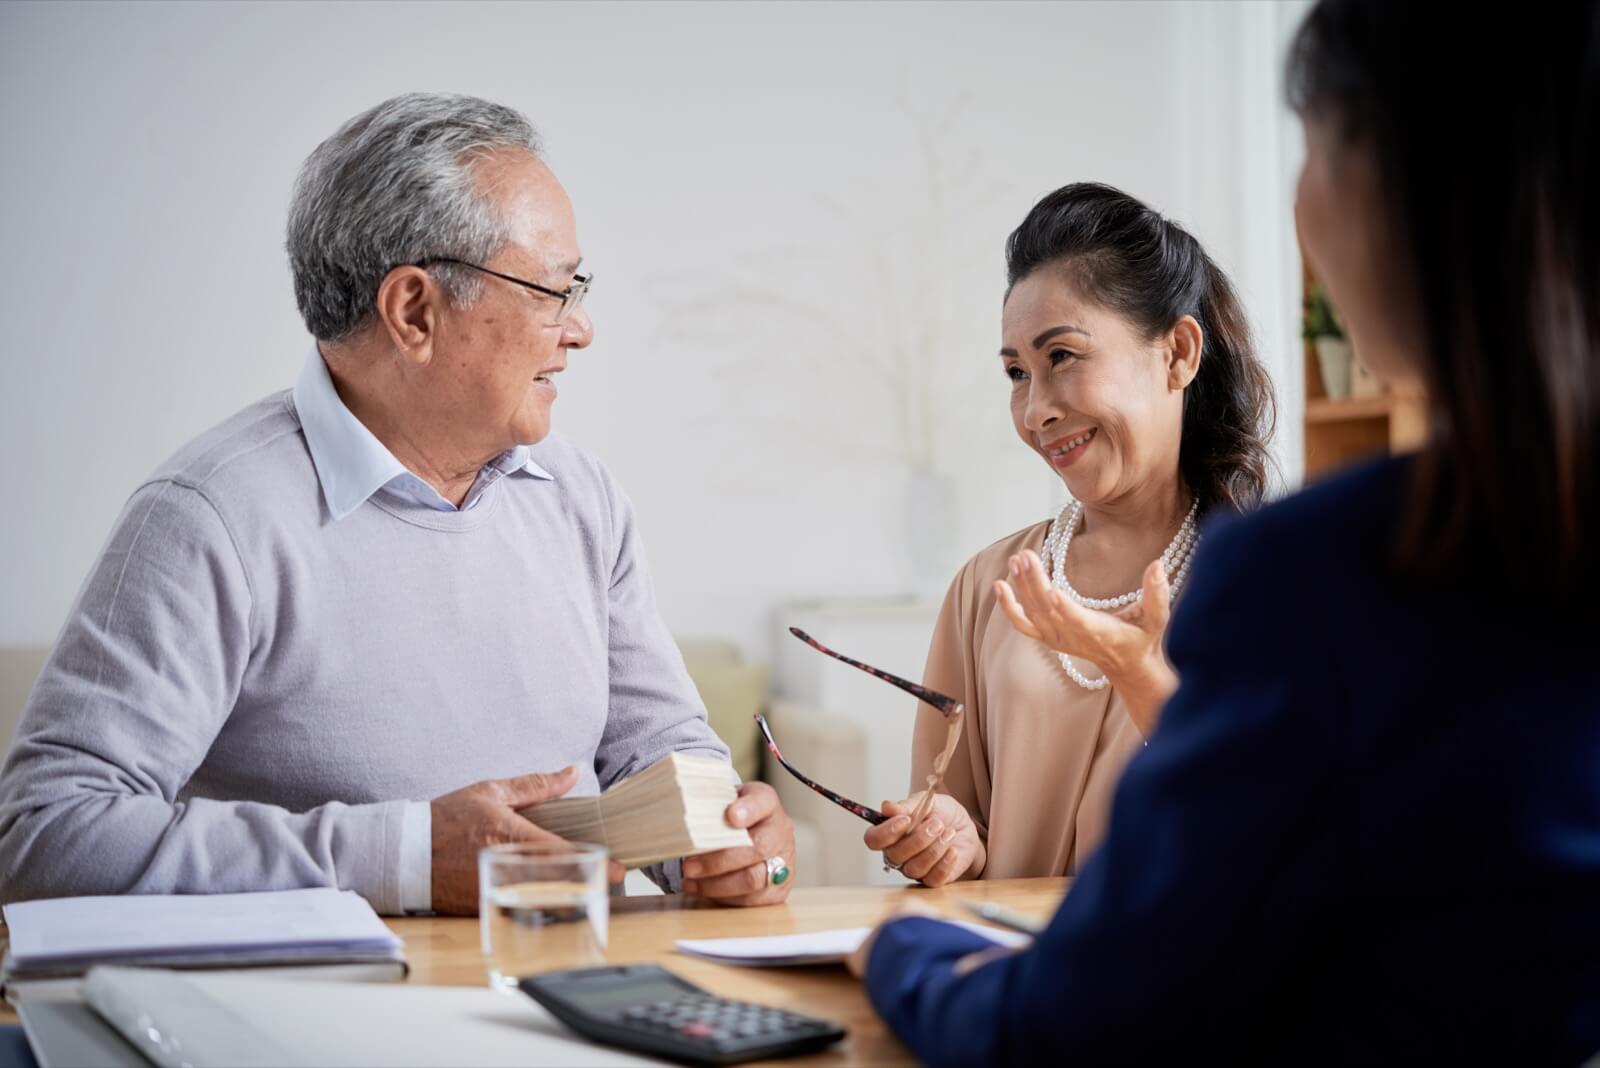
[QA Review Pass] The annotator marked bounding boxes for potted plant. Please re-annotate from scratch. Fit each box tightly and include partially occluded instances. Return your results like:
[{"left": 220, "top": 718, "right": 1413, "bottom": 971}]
[{"left": 1303, "top": 282, "right": 1354, "bottom": 400}]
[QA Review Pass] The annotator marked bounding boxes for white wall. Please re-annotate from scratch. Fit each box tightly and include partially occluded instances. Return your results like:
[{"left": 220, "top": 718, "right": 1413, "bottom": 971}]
[{"left": 0, "top": 0, "right": 1309, "bottom": 659}]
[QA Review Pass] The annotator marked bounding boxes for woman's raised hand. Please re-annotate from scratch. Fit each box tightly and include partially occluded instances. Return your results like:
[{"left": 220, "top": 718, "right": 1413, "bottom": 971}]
[{"left": 995, "top": 549, "right": 1179, "bottom": 736}]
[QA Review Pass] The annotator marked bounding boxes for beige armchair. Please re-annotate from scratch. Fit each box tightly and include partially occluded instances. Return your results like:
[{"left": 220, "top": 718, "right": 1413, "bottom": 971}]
[{"left": 675, "top": 639, "right": 766, "bottom": 784}]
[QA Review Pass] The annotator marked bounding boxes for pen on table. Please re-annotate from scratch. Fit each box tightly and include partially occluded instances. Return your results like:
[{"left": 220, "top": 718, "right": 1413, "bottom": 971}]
[{"left": 960, "top": 899, "right": 1047, "bottom": 936}]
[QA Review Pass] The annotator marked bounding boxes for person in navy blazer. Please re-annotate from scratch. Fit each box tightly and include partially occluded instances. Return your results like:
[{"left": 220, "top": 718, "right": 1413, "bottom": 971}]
[{"left": 851, "top": 1, "right": 1600, "bottom": 1064}]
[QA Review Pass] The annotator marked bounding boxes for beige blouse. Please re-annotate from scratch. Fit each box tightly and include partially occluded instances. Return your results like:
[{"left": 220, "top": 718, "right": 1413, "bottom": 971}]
[{"left": 910, "top": 520, "right": 1147, "bottom": 879}]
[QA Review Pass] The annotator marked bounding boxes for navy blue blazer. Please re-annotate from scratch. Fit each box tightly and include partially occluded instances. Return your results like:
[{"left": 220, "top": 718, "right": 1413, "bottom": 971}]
[{"left": 865, "top": 457, "right": 1600, "bottom": 1066}]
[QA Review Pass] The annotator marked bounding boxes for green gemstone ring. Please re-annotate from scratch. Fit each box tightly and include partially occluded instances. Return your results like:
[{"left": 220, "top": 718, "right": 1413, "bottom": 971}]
[{"left": 766, "top": 856, "right": 791, "bottom": 887}]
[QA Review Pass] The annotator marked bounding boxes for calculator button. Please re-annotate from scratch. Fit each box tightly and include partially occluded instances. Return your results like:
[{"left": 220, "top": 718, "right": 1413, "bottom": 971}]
[{"left": 682, "top": 1022, "right": 716, "bottom": 1039}]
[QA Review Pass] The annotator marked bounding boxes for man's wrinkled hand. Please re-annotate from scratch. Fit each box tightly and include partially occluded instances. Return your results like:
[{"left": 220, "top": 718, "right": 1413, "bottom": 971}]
[
  {"left": 680, "top": 782, "right": 797, "bottom": 907},
  {"left": 430, "top": 766, "right": 624, "bottom": 915}
]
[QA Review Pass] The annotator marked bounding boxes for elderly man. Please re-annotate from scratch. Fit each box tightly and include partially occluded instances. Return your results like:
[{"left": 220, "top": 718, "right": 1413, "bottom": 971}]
[{"left": 0, "top": 93, "right": 795, "bottom": 914}]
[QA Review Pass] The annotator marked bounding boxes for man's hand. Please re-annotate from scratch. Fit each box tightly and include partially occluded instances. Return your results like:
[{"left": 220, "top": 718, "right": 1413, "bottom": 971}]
[
  {"left": 680, "top": 782, "right": 797, "bottom": 907},
  {"left": 430, "top": 766, "right": 625, "bottom": 914}
]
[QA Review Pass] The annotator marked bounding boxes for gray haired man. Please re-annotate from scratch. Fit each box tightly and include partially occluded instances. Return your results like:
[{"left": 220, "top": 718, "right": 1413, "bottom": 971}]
[{"left": 0, "top": 94, "right": 796, "bottom": 914}]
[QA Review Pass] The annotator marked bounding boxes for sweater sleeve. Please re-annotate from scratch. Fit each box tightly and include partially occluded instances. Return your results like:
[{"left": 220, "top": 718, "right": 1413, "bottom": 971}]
[
  {"left": 0, "top": 479, "right": 409, "bottom": 913},
  {"left": 864, "top": 511, "right": 1350, "bottom": 1065}
]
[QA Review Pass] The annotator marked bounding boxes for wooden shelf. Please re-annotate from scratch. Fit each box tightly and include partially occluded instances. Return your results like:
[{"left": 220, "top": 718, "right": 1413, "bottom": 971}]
[
  {"left": 1301, "top": 252, "right": 1428, "bottom": 481},
  {"left": 1305, "top": 395, "right": 1398, "bottom": 423},
  {"left": 1303, "top": 387, "right": 1427, "bottom": 480}
]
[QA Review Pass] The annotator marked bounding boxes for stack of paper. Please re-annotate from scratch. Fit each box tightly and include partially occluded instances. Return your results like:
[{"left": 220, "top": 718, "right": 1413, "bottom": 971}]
[
  {"left": 520, "top": 753, "right": 752, "bottom": 868},
  {"left": 1, "top": 888, "right": 406, "bottom": 1003}
]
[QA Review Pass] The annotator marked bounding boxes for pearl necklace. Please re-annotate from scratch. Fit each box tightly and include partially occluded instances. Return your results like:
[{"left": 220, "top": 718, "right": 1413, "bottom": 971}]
[{"left": 1040, "top": 496, "right": 1201, "bottom": 691}]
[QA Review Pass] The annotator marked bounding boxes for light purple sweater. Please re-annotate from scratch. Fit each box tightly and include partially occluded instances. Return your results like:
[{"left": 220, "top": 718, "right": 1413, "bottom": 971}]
[{"left": 0, "top": 391, "right": 728, "bottom": 913}]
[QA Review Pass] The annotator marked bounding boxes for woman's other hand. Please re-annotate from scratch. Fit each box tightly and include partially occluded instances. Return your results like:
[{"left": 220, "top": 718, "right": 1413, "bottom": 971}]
[
  {"left": 862, "top": 792, "right": 984, "bottom": 887},
  {"left": 995, "top": 549, "right": 1179, "bottom": 735},
  {"left": 846, "top": 897, "right": 942, "bottom": 978}
]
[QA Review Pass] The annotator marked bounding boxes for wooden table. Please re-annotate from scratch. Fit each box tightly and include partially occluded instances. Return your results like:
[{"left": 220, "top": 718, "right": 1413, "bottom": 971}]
[
  {"left": 399, "top": 877, "right": 1067, "bottom": 1065},
  {"left": 0, "top": 878, "right": 1067, "bottom": 1065}
]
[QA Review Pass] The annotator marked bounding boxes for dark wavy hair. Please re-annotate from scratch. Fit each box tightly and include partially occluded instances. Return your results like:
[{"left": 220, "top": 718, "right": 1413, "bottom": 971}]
[
  {"left": 1288, "top": 0, "right": 1600, "bottom": 595},
  {"left": 1004, "top": 182, "right": 1277, "bottom": 516}
]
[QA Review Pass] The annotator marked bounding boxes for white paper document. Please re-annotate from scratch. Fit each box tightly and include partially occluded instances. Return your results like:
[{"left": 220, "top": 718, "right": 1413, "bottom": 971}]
[
  {"left": 3, "top": 888, "right": 401, "bottom": 969},
  {"left": 674, "top": 921, "right": 1030, "bottom": 967}
]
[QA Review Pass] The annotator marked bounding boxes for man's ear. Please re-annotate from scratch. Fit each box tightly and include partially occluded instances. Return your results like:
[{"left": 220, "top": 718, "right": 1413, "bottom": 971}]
[
  {"left": 375, "top": 265, "right": 441, "bottom": 366},
  {"left": 1167, "top": 315, "right": 1203, "bottom": 391}
]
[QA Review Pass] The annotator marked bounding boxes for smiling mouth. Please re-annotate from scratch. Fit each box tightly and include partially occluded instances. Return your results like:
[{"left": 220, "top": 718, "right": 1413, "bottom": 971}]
[{"left": 1044, "top": 428, "right": 1097, "bottom": 460}]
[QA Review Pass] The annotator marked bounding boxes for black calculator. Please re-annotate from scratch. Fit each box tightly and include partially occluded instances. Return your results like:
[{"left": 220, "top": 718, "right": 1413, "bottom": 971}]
[{"left": 519, "top": 963, "right": 848, "bottom": 1065}]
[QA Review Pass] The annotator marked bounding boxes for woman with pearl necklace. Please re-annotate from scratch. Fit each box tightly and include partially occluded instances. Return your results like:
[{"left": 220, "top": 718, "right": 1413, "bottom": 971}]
[{"left": 865, "top": 182, "right": 1276, "bottom": 886}]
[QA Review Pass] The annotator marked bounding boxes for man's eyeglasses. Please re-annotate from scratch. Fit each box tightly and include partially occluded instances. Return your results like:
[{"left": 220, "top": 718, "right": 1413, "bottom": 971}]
[
  {"left": 755, "top": 627, "right": 964, "bottom": 830},
  {"left": 415, "top": 257, "right": 592, "bottom": 323}
]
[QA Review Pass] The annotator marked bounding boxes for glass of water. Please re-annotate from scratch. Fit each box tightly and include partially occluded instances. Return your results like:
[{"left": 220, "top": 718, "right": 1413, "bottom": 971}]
[{"left": 479, "top": 841, "right": 610, "bottom": 991}]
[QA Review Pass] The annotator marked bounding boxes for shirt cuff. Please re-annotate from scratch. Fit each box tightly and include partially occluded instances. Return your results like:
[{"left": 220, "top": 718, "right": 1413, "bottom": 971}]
[
  {"left": 661, "top": 857, "right": 684, "bottom": 893},
  {"left": 399, "top": 800, "right": 432, "bottom": 914}
]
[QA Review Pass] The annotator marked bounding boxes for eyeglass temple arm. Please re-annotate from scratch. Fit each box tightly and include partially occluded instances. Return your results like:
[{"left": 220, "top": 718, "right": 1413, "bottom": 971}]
[
  {"left": 753, "top": 714, "right": 886, "bottom": 826},
  {"left": 787, "top": 627, "right": 964, "bottom": 718}
]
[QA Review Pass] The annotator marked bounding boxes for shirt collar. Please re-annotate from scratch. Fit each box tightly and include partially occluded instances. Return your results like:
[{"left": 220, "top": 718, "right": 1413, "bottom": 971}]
[{"left": 293, "top": 348, "right": 553, "bottom": 522}]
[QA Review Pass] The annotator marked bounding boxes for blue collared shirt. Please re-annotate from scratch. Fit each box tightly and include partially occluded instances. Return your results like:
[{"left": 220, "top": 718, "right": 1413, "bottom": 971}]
[
  {"left": 292, "top": 348, "right": 553, "bottom": 522},
  {"left": 292, "top": 348, "right": 555, "bottom": 912}
]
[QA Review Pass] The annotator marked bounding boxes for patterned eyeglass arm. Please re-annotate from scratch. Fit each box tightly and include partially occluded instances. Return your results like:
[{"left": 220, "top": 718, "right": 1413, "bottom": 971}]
[
  {"left": 752, "top": 714, "right": 887, "bottom": 825},
  {"left": 787, "top": 627, "right": 963, "bottom": 718}
]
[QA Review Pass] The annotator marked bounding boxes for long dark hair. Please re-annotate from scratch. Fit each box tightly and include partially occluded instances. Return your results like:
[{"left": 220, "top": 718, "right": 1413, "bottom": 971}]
[
  {"left": 1005, "top": 183, "right": 1277, "bottom": 516},
  {"left": 1288, "top": 0, "right": 1600, "bottom": 593}
]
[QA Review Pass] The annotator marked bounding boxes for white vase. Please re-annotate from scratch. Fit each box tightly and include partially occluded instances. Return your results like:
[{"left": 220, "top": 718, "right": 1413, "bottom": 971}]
[{"left": 1315, "top": 337, "right": 1354, "bottom": 400}]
